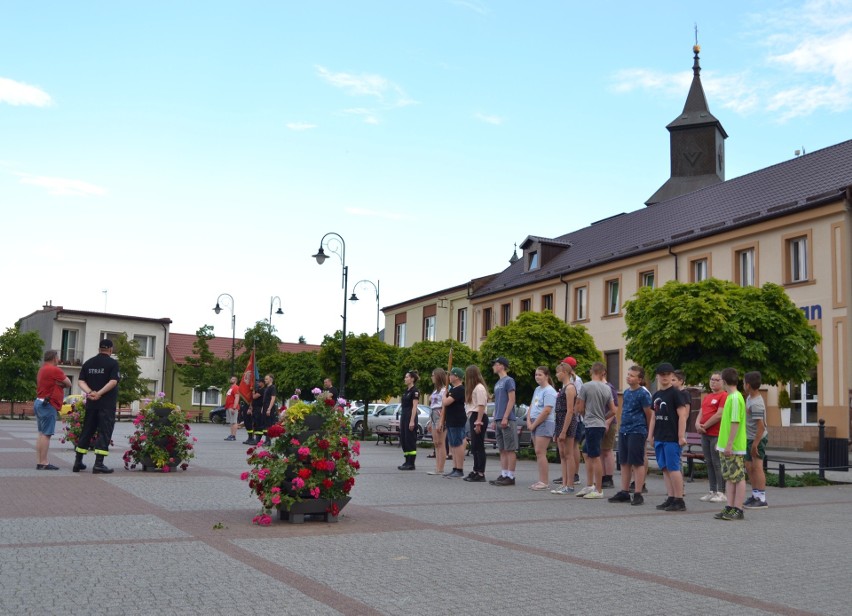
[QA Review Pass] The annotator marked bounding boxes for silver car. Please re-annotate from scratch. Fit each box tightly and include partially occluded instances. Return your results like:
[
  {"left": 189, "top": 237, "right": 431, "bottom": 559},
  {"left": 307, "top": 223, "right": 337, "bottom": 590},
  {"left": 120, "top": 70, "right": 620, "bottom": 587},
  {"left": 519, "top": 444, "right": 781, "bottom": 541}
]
[{"left": 384, "top": 403, "right": 431, "bottom": 438}]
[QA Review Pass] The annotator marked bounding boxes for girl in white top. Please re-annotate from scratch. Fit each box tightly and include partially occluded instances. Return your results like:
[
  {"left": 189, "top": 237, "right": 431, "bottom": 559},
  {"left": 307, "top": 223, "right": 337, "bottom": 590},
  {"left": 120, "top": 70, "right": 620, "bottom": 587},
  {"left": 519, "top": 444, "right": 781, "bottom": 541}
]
[
  {"left": 464, "top": 365, "right": 489, "bottom": 481},
  {"left": 428, "top": 368, "right": 448, "bottom": 476},
  {"left": 527, "top": 366, "right": 557, "bottom": 490}
]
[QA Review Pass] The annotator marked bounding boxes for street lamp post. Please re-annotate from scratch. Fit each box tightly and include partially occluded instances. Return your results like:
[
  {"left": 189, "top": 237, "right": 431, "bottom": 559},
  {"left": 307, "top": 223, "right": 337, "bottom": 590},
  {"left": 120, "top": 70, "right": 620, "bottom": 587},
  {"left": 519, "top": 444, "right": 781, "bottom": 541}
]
[
  {"left": 213, "top": 293, "right": 236, "bottom": 376},
  {"left": 349, "top": 279, "right": 380, "bottom": 335},
  {"left": 312, "top": 232, "right": 348, "bottom": 399},
  {"left": 269, "top": 296, "right": 283, "bottom": 332}
]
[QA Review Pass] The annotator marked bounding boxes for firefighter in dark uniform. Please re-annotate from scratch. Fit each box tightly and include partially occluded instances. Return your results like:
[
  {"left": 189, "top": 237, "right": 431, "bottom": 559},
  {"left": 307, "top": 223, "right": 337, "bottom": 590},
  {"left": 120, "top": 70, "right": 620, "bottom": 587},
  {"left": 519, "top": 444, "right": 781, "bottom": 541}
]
[
  {"left": 260, "top": 374, "right": 278, "bottom": 445},
  {"left": 245, "top": 380, "right": 265, "bottom": 445},
  {"left": 75, "top": 338, "right": 121, "bottom": 473},
  {"left": 398, "top": 370, "right": 420, "bottom": 470}
]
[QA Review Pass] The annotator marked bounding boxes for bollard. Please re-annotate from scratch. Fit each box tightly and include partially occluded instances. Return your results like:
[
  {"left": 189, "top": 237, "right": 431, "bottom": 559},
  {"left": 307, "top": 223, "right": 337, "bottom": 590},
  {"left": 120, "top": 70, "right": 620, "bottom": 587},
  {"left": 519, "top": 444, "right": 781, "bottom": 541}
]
[
  {"left": 818, "top": 419, "right": 826, "bottom": 481},
  {"left": 779, "top": 463, "right": 786, "bottom": 488}
]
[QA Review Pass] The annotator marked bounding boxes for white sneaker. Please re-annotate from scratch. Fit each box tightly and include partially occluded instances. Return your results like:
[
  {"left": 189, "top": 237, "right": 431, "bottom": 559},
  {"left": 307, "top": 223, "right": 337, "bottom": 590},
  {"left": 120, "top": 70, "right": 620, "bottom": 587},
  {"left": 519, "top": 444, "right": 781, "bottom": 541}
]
[
  {"left": 575, "top": 485, "right": 595, "bottom": 497},
  {"left": 709, "top": 492, "right": 727, "bottom": 503},
  {"left": 700, "top": 492, "right": 715, "bottom": 502},
  {"left": 583, "top": 490, "right": 604, "bottom": 499}
]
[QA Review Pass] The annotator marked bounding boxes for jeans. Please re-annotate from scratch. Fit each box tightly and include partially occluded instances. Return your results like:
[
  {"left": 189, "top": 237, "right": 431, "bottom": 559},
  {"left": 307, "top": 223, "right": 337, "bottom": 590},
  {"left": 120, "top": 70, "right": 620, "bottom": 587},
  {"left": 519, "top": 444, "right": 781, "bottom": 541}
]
[
  {"left": 700, "top": 434, "right": 724, "bottom": 493},
  {"left": 468, "top": 414, "right": 488, "bottom": 474}
]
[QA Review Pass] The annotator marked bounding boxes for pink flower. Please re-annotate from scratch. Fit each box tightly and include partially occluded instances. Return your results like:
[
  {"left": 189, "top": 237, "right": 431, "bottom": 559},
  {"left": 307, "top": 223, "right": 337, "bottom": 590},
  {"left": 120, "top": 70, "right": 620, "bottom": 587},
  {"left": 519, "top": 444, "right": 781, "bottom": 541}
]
[
  {"left": 340, "top": 436, "right": 349, "bottom": 447},
  {"left": 352, "top": 441, "right": 361, "bottom": 455},
  {"left": 297, "top": 446, "right": 310, "bottom": 458},
  {"left": 258, "top": 514, "right": 272, "bottom": 526},
  {"left": 162, "top": 465, "right": 171, "bottom": 473},
  {"left": 311, "top": 387, "right": 322, "bottom": 395},
  {"left": 271, "top": 495, "right": 281, "bottom": 505},
  {"left": 257, "top": 468, "right": 270, "bottom": 480},
  {"left": 132, "top": 416, "right": 143, "bottom": 426},
  {"left": 271, "top": 486, "right": 281, "bottom": 493},
  {"left": 291, "top": 477, "right": 305, "bottom": 489},
  {"left": 290, "top": 438, "right": 300, "bottom": 446},
  {"left": 310, "top": 487, "right": 320, "bottom": 498},
  {"left": 240, "top": 471, "right": 249, "bottom": 481},
  {"left": 139, "top": 434, "right": 147, "bottom": 441}
]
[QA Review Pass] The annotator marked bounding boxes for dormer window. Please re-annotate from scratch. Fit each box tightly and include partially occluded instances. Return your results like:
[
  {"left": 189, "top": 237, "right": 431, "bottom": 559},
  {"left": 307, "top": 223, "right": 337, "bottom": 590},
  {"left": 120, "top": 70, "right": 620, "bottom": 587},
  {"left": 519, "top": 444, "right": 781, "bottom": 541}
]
[{"left": 528, "top": 251, "right": 539, "bottom": 270}]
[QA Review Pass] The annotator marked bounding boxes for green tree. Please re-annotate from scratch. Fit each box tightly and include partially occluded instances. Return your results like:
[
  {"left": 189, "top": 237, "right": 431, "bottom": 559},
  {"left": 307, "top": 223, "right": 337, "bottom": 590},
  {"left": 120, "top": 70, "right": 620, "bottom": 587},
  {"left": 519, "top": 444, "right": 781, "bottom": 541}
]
[
  {"left": 176, "top": 325, "right": 229, "bottom": 411},
  {"left": 624, "top": 279, "right": 821, "bottom": 386},
  {"left": 316, "top": 330, "right": 349, "bottom": 394},
  {"left": 343, "top": 333, "right": 399, "bottom": 405},
  {"left": 478, "top": 311, "right": 602, "bottom": 404},
  {"left": 0, "top": 326, "right": 43, "bottom": 417},
  {"left": 239, "top": 321, "right": 280, "bottom": 375},
  {"left": 114, "top": 333, "right": 153, "bottom": 407},
  {"left": 263, "top": 351, "right": 323, "bottom": 401},
  {"left": 398, "top": 339, "right": 478, "bottom": 386}
]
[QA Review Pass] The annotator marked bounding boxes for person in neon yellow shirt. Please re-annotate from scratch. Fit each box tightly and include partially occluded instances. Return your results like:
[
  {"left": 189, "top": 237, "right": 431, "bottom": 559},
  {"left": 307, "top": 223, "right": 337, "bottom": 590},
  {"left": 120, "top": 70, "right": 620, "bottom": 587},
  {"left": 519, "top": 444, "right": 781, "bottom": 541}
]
[{"left": 714, "top": 367, "right": 748, "bottom": 521}]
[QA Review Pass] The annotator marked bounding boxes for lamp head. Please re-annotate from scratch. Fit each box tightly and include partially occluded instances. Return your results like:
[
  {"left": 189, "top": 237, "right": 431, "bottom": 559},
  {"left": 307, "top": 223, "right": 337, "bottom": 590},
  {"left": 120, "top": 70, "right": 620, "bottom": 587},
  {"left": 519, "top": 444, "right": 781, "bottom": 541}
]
[
  {"left": 275, "top": 307, "right": 284, "bottom": 315},
  {"left": 312, "top": 247, "right": 328, "bottom": 265},
  {"left": 349, "top": 292, "right": 359, "bottom": 302},
  {"left": 213, "top": 303, "right": 222, "bottom": 315}
]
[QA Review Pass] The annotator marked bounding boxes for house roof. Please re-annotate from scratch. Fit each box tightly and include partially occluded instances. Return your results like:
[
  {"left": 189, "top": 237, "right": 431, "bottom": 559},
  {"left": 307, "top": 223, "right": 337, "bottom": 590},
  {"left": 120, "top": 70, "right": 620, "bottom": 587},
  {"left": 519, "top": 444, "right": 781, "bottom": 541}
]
[
  {"left": 472, "top": 139, "right": 852, "bottom": 298},
  {"left": 166, "top": 332, "right": 320, "bottom": 364},
  {"left": 19, "top": 305, "right": 172, "bottom": 325}
]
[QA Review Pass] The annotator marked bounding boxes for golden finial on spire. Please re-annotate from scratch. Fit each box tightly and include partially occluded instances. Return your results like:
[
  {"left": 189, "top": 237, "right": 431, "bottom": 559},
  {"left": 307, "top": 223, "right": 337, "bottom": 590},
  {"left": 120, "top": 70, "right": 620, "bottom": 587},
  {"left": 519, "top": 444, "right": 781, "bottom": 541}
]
[{"left": 693, "top": 23, "right": 700, "bottom": 54}]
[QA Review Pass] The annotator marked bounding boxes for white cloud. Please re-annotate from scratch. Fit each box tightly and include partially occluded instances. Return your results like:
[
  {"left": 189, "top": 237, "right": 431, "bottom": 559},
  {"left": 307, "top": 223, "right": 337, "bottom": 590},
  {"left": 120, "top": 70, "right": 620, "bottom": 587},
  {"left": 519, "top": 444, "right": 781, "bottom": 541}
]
[
  {"left": 0, "top": 76, "right": 52, "bottom": 107},
  {"left": 449, "top": 0, "right": 490, "bottom": 16},
  {"left": 473, "top": 112, "right": 504, "bottom": 125},
  {"left": 345, "top": 207, "right": 406, "bottom": 221},
  {"left": 342, "top": 107, "right": 381, "bottom": 125},
  {"left": 14, "top": 172, "right": 106, "bottom": 197},
  {"left": 316, "top": 65, "right": 417, "bottom": 123},
  {"left": 286, "top": 122, "right": 317, "bottom": 131}
]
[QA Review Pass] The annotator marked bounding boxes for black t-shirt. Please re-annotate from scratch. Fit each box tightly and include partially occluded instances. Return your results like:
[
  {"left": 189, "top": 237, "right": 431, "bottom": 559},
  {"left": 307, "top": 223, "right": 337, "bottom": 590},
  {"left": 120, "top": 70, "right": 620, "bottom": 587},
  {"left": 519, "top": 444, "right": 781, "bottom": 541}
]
[
  {"left": 251, "top": 384, "right": 264, "bottom": 411},
  {"left": 401, "top": 386, "right": 419, "bottom": 416},
  {"left": 325, "top": 386, "right": 339, "bottom": 400},
  {"left": 678, "top": 388, "right": 691, "bottom": 411},
  {"left": 80, "top": 353, "right": 121, "bottom": 409},
  {"left": 653, "top": 386, "right": 684, "bottom": 443},
  {"left": 263, "top": 383, "right": 278, "bottom": 411},
  {"left": 444, "top": 384, "right": 466, "bottom": 428}
]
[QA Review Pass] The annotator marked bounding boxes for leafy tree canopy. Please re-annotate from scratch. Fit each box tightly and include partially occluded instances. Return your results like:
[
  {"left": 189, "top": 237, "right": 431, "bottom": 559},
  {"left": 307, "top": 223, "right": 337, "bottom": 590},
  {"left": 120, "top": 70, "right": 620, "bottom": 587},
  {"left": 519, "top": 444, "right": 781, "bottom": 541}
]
[
  {"left": 0, "top": 326, "right": 43, "bottom": 407},
  {"left": 317, "top": 331, "right": 398, "bottom": 404},
  {"left": 264, "top": 351, "right": 322, "bottom": 402},
  {"left": 239, "top": 321, "right": 280, "bottom": 372},
  {"left": 478, "top": 311, "right": 602, "bottom": 404},
  {"left": 624, "top": 279, "right": 820, "bottom": 386},
  {"left": 114, "top": 333, "right": 153, "bottom": 407},
  {"left": 397, "top": 339, "right": 478, "bottom": 392},
  {"left": 176, "top": 325, "right": 229, "bottom": 407}
]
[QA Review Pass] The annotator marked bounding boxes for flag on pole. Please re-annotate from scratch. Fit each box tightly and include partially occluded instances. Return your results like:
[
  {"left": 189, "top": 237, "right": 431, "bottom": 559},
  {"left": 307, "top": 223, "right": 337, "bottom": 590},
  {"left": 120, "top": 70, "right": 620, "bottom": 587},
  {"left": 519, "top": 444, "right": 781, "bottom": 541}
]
[
  {"left": 447, "top": 342, "right": 454, "bottom": 374},
  {"left": 238, "top": 350, "right": 256, "bottom": 403}
]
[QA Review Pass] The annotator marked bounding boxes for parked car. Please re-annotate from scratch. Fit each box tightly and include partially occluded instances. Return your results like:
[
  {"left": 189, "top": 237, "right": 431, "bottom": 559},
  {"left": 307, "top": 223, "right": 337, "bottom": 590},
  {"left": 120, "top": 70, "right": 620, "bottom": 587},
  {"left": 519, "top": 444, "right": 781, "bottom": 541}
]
[
  {"left": 349, "top": 404, "right": 396, "bottom": 434},
  {"left": 346, "top": 403, "right": 386, "bottom": 423},
  {"left": 60, "top": 394, "right": 85, "bottom": 416},
  {"left": 484, "top": 403, "right": 531, "bottom": 448},
  {"left": 384, "top": 403, "right": 431, "bottom": 438},
  {"left": 208, "top": 405, "right": 228, "bottom": 424}
]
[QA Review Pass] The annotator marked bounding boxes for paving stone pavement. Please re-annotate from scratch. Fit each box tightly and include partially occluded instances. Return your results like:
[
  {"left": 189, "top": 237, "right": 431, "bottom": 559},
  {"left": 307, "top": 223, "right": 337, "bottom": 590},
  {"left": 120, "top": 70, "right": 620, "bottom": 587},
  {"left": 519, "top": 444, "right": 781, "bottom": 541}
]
[{"left": 1, "top": 419, "right": 850, "bottom": 616}]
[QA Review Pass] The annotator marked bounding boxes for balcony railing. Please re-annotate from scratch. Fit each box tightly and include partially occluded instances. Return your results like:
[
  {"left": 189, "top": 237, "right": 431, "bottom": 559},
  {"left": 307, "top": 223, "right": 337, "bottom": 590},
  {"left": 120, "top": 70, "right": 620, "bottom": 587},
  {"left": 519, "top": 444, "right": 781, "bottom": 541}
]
[{"left": 59, "top": 350, "right": 83, "bottom": 366}]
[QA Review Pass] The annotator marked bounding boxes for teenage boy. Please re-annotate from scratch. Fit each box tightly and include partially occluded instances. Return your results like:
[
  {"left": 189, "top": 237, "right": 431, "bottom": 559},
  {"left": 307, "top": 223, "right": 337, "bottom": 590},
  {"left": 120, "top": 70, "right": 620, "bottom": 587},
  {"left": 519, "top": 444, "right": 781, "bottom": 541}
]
[
  {"left": 575, "top": 362, "right": 617, "bottom": 499},
  {"left": 652, "top": 362, "right": 689, "bottom": 512},
  {"left": 441, "top": 367, "right": 467, "bottom": 478},
  {"left": 600, "top": 368, "right": 619, "bottom": 489},
  {"left": 608, "top": 365, "right": 652, "bottom": 506},
  {"left": 743, "top": 371, "right": 769, "bottom": 510},
  {"left": 490, "top": 357, "right": 518, "bottom": 486},
  {"left": 714, "top": 367, "right": 748, "bottom": 521}
]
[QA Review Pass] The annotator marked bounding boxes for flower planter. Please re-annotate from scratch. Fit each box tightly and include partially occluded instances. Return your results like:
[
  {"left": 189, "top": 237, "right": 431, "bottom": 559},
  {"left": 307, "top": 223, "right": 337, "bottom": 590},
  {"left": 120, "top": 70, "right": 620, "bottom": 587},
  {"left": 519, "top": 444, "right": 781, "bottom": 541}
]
[
  {"left": 140, "top": 457, "right": 179, "bottom": 472},
  {"left": 303, "top": 412, "right": 325, "bottom": 430},
  {"left": 278, "top": 496, "right": 351, "bottom": 524}
]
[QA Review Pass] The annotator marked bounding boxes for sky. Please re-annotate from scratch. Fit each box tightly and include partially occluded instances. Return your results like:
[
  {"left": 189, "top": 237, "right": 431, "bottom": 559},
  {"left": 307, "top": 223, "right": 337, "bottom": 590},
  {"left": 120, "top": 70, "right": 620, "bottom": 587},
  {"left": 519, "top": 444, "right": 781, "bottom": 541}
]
[{"left": 2, "top": 0, "right": 852, "bottom": 346}]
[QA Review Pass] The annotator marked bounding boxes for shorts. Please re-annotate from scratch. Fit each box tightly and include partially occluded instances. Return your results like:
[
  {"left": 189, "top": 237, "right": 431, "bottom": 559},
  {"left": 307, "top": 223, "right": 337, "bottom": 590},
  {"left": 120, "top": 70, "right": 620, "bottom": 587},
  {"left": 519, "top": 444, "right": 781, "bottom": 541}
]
[
  {"left": 745, "top": 436, "right": 768, "bottom": 461},
  {"left": 430, "top": 408, "right": 442, "bottom": 427},
  {"left": 721, "top": 454, "right": 746, "bottom": 482},
  {"left": 447, "top": 426, "right": 466, "bottom": 448},
  {"left": 495, "top": 421, "right": 518, "bottom": 451},
  {"left": 574, "top": 420, "right": 586, "bottom": 445},
  {"left": 532, "top": 421, "right": 555, "bottom": 439},
  {"left": 563, "top": 413, "right": 579, "bottom": 439},
  {"left": 34, "top": 399, "right": 57, "bottom": 436},
  {"left": 654, "top": 441, "right": 683, "bottom": 473},
  {"left": 584, "top": 426, "right": 606, "bottom": 457},
  {"left": 618, "top": 433, "right": 646, "bottom": 466},
  {"left": 602, "top": 422, "right": 617, "bottom": 449},
  {"left": 226, "top": 408, "right": 239, "bottom": 425}
]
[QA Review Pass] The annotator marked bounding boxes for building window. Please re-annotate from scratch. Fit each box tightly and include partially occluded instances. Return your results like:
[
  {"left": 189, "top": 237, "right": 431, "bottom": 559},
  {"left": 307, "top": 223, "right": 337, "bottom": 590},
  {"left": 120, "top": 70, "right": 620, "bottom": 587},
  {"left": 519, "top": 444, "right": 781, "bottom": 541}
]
[
  {"left": 604, "top": 351, "right": 620, "bottom": 396},
  {"left": 789, "top": 373, "right": 818, "bottom": 425},
  {"left": 482, "top": 307, "right": 493, "bottom": 336},
  {"left": 133, "top": 334, "right": 155, "bottom": 358},
  {"left": 736, "top": 248, "right": 755, "bottom": 287},
  {"left": 457, "top": 308, "right": 467, "bottom": 343},
  {"left": 395, "top": 322, "right": 406, "bottom": 347},
  {"left": 541, "top": 294, "right": 553, "bottom": 312},
  {"left": 690, "top": 258, "right": 708, "bottom": 282},
  {"left": 528, "top": 251, "right": 539, "bottom": 270},
  {"left": 520, "top": 298, "right": 531, "bottom": 313},
  {"left": 192, "top": 387, "right": 221, "bottom": 406},
  {"left": 640, "top": 271, "right": 655, "bottom": 289},
  {"left": 101, "top": 331, "right": 123, "bottom": 347},
  {"left": 575, "top": 286, "right": 587, "bottom": 321},
  {"left": 60, "top": 329, "right": 80, "bottom": 365},
  {"left": 605, "top": 279, "right": 620, "bottom": 315},
  {"left": 423, "top": 315, "right": 436, "bottom": 342},
  {"left": 500, "top": 303, "right": 511, "bottom": 326},
  {"left": 788, "top": 236, "right": 809, "bottom": 283}
]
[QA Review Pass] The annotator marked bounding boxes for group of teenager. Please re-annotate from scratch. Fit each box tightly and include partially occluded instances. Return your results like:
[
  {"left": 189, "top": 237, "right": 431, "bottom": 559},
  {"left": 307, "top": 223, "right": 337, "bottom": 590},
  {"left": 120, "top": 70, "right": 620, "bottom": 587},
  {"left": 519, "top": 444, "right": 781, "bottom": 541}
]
[{"left": 396, "top": 356, "right": 769, "bottom": 520}]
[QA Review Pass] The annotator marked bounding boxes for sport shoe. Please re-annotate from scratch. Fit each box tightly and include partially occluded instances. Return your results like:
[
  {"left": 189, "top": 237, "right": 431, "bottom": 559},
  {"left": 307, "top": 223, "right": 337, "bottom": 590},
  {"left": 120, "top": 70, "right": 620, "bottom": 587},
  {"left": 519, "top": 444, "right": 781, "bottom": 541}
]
[
  {"left": 601, "top": 478, "right": 614, "bottom": 489},
  {"left": 224, "top": 435, "right": 236, "bottom": 441},
  {"left": 743, "top": 496, "right": 756, "bottom": 507},
  {"left": 709, "top": 492, "right": 727, "bottom": 503},
  {"left": 464, "top": 474, "right": 486, "bottom": 482},
  {"left": 714, "top": 506, "right": 734, "bottom": 520},
  {"left": 551, "top": 485, "right": 574, "bottom": 495},
  {"left": 656, "top": 496, "right": 675, "bottom": 510},
  {"left": 631, "top": 493, "right": 644, "bottom": 506},
  {"left": 575, "top": 486, "right": 595, "bottom": 497},
  {"left": 721, "top": 507, "right": 745, "bottom": 521},
  {"left": 744, "top": 499, "right": 768, "bottom": 510},
  {"left": 445, "top": 469, "right": 464, "bottom": 478},
  {"left": 552, "top": 477, "right": 563, "bottom": 485},
  {"left": 583, "top": 490, "right": 604, "bottom": 499},
  {"left": 573, "top": 473, "right": 581, "bottom": 484},
  {"left": 496, "top": 476, "right": 515, "bottom": 486},
  {"left": 700, "top": 492, "right": 715, "bottom": 502},
  {"left": 664, "top": 498, "right": 686, "bottom": 512},
  {"left": 607, "top": 490, "right": 631, "bottom": 503}
]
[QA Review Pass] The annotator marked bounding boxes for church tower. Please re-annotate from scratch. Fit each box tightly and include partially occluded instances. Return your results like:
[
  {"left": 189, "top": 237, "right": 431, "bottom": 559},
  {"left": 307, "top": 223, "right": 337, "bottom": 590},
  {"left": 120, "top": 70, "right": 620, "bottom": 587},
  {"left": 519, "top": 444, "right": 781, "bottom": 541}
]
[{"left": 645, "top": 44, "right": 727, "bottom": 206}]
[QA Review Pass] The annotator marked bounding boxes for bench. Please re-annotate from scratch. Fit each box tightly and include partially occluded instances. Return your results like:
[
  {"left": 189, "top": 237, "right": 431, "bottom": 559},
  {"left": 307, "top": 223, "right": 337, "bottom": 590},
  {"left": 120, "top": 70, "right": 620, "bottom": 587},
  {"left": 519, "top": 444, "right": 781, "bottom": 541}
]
[
  {"left": 183, "top": 408, "right": 206, "bottom": 423},
  {"left": 374, "top": 425, "right": 400, "bottom": 446},
  {"left": 641, "top": 431, "right": 705, "bottom": 482}
]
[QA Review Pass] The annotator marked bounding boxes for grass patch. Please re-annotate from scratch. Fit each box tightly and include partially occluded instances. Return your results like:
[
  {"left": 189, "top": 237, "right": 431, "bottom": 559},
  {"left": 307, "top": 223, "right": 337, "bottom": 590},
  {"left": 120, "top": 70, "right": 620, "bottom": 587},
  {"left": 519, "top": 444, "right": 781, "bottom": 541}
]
[{"left": 765, "top": 471, "right": 832, "bottom": 487}]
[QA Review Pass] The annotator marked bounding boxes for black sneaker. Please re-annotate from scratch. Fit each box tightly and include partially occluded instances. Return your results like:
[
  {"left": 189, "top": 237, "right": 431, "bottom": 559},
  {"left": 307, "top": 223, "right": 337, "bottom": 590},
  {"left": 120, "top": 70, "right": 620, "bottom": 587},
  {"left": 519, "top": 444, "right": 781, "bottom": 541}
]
[
  {"left": 629, "top": 481, "right": 635, "bottom": 493},
  {"left": 721, "top": 507, "right": 745, "bottom": 521},
  {"left": 664, "top": 498, "right": 686, "bottom": 512},
  {"left": 493, "top": 476, "right": 515, "bottom": 486},
  {"left": 631, "top": 493, "right": 644, "bottom": 506},
  {"left": 553, "top": 477, "right": 563, "bottom": 485},
  {"left": 743, "top": 496, "right": 756, "bottom": 507},
  {"left": 465, "top": 474, "right": 486, "bottom": 482},
  {"left": 714, "top": 506, "right": 734, "bottom": 520},
  {"left": 656, "top": 496, "right": 675, "bottom": 510},
  {"left": 744, "top": 499, "right": 768, "bottom": 510},
  {"left": 465, "top": 471, "right": 477, "bottom": 480},
  {"left": 573, "top": 474, "right": 580, "bottom": 484},
  {"left": 601, "top": 478, "right": 614, "bottom": 489},
  {"left": 607, "top": 490, "right": 631, "bottom": 503}
]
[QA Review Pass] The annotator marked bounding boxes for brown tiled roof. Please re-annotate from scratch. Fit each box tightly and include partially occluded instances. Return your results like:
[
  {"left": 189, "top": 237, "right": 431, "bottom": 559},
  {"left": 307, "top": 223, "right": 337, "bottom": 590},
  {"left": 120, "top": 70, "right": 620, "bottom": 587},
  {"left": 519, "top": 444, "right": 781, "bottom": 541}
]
[
  {"left": 167, "top": 332, "right": 320, "bottom": 364},
  {"left": 473, "top": 139, "right": 852, "bottom": 297}
]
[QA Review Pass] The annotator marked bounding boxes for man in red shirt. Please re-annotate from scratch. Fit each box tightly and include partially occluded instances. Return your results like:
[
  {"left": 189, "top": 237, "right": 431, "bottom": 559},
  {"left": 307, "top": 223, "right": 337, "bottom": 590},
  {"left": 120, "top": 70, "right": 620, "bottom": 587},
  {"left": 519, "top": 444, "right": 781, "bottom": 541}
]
[
  {"left": 224, "top": 376, "right": 241, "bottom": 441},
  {"left": 35, "top": 350, "right": 71, "bottom": 470}
]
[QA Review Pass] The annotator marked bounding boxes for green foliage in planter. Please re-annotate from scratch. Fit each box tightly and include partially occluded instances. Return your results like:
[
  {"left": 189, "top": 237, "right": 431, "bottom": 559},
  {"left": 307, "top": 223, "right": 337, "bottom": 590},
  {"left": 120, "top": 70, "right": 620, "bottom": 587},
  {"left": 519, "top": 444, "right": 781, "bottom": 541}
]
[{"left": 777, "top": 388, "right": 791, "bottom": 409}]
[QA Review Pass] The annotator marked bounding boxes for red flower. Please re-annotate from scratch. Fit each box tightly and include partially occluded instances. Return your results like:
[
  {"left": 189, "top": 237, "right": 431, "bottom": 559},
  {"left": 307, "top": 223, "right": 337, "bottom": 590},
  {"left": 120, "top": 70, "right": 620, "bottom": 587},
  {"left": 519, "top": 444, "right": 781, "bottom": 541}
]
[
  {"left": 327, "top": 502, "right": 340, "bottom": 516},
  {"left": 298, "top": 468, "right": 312, "bottom": 479},
  {"left": 324, "top": 398, "right": 334, "bottom": 407},
  {"left": 317, "top": 439, "right": 330, "bottom": 450},
  {"left": 322, "top": 479, "right": 333, "bottom": 488},
  {"left": 350, "top": 460, "right": 361, "bottom": 470},
  {"left": 331, "top": 451, "right": 342, "bottom": 460},
  {"left": 267, "top": 424, "right": 284, "bottom": 438}
]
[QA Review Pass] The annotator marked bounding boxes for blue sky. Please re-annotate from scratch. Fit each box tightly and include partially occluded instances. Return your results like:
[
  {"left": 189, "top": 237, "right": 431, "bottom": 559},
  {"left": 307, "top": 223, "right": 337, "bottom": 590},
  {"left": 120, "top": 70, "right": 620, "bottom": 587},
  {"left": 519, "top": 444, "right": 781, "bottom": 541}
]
[{"left": 2, "top": 0, "right": 851, "bottom": 347}]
